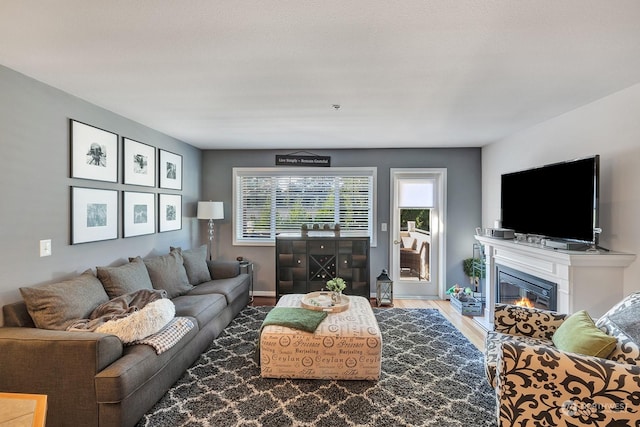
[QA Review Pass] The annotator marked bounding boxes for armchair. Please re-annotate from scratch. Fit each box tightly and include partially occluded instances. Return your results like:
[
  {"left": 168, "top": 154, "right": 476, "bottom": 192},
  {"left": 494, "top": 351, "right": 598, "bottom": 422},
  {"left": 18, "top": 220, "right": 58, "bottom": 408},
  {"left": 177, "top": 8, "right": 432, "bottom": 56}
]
[
  {"left": 400, "top": 239, "right": 427, "bottom": 279},
  {"left": 485, "top": 295, "right": 640, "bottom": 426}
]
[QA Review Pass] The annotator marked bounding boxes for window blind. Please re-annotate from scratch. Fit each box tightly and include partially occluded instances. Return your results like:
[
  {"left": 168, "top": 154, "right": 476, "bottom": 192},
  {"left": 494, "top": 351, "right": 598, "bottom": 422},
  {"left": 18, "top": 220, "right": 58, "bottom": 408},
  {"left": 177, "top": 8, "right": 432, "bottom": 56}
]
[{"left": 234, "top": 168, "right": 376, "bottom": 244}]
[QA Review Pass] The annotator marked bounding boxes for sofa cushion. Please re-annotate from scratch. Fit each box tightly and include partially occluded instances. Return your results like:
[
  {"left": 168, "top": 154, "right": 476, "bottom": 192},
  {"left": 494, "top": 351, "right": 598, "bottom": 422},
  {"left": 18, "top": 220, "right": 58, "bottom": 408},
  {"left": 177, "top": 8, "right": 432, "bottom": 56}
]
[
  {"left": 95, "top": 321, "right": 200, "bottom": 403},
  {"left": 171, "top": 294, "right": 227, "bottom": 328},
  {"left": 552, "top": 310, "right": 617, "bottom": 358},
  {"left": 2, "top": 301, "right": 36, "bottom": 328},
  {"left": 187, "top": 275, "right": 250, "bottom": 305},
  {"left": 97, "top": 257, "right": 153, "bottom": 299},
  {"left": 207, "top": 260, "right": 240, "bottom": 280},
  {"left": 170, "top": 246, "right": 211, "bottom": 285},
  {"left": 142, "top": 252, "right": 193, "bottom": 298},
  {"left": 19, "top": 270, "right": 110, "bottom": 330}
]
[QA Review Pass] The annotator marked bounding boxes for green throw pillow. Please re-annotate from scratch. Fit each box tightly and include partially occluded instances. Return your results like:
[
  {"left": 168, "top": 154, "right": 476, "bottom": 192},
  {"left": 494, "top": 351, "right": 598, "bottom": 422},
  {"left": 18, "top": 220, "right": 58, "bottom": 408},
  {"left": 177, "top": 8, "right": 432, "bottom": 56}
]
[{"left": 552, "top": 310, "right": 617, "bottom": 358}]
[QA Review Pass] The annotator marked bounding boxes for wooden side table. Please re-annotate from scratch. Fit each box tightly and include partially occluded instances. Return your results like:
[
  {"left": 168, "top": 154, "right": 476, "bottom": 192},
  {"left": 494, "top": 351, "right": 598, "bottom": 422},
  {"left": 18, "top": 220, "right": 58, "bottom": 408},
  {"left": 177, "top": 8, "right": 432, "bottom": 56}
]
[{"left": 0, "top": 392, "right": 47, "bottom": 427}]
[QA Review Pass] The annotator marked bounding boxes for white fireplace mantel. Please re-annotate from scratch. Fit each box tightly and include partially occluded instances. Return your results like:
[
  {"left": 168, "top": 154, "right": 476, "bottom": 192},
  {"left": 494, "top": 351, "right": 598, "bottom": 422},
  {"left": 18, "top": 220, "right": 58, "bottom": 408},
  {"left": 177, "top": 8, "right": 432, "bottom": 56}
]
[{"left": 474, "top": 235, "right": 636, "bottom": 329}]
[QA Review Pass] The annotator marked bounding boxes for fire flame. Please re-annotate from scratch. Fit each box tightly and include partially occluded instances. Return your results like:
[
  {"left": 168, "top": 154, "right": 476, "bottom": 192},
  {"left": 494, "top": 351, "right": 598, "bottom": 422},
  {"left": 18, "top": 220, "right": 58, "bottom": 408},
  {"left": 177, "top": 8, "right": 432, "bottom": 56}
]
[{"left": 515, "top": 297, "right": 534, "bottom": 308}]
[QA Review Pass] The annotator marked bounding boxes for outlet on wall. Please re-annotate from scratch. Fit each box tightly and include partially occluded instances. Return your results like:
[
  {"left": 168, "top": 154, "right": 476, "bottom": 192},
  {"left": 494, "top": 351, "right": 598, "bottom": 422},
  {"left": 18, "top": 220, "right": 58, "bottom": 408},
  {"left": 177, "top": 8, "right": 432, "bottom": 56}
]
[{"left": 40, "top": 239, "right": 52, "bottom": 257}]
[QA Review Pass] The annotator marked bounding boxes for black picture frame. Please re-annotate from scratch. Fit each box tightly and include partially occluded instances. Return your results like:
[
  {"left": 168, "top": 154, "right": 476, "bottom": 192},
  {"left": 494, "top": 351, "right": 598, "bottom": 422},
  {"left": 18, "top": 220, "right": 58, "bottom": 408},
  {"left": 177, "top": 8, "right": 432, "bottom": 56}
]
[
  {"left": 123, "top": 138, "right": 156, "bottom": 187},
  {"left": 159, "top": 193, "right": 182, "bottom": 232},
  {"left": 123, "top": 191, "right": 156, "bottom": 237},
  {"left": 70, "top": 120, "right": 118, "bottom": 182},
  {"left": 71, "top": 186, "right": 119, "bottom": 244},
  {"left": 159, "top": 149, "right": 182, "bottom": 190}
]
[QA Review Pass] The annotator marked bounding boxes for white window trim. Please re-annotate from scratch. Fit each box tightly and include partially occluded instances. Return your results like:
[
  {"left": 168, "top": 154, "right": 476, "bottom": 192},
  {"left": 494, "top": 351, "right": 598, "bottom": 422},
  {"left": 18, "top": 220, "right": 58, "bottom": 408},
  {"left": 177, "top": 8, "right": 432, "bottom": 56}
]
[{"left": 233, "top": 167, "right": 377, "bottom": 247}]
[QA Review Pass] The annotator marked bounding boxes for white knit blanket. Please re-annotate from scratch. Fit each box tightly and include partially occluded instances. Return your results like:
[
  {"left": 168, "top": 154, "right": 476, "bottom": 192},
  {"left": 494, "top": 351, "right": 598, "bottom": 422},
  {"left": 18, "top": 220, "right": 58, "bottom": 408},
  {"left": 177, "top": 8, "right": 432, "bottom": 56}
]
[{"left": 94, "top": 298, "right": 175, "bottom": 343}]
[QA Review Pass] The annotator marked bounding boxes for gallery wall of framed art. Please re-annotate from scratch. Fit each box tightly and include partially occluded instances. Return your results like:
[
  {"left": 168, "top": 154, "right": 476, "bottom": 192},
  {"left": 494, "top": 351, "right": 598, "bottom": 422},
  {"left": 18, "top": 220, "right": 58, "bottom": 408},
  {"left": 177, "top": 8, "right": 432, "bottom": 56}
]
[{"left": 69, "top": 118, "right": 184, "bottom": 244}]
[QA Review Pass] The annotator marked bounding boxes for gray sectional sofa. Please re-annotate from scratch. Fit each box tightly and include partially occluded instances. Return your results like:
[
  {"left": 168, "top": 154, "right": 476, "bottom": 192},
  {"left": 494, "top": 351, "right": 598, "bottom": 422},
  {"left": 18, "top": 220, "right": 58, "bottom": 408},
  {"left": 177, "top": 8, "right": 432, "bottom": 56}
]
[{"left": 0, "top": 246, "right": 250, "bottom": 427}]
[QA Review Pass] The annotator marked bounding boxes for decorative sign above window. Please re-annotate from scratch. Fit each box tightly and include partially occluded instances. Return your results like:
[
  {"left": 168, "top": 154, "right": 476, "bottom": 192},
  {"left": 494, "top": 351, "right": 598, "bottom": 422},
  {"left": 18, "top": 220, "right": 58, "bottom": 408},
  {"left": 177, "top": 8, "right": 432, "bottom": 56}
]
[{"left": 275, "top": 154, "right": 331, "bottom": 167}]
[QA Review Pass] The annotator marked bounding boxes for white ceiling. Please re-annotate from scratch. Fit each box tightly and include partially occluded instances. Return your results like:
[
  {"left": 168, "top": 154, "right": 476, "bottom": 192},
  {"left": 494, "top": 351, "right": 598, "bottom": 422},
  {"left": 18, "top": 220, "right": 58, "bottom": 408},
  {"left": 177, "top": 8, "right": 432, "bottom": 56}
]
[{"left": 1, "top": 1, "right": 640, "bottom": 150}]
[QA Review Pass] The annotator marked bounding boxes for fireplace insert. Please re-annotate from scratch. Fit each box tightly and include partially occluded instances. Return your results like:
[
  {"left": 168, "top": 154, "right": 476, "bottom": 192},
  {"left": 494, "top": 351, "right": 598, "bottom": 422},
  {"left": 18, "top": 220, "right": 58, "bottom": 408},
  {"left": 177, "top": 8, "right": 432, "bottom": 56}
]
[{"left": 496, "top": 265, "right": 557, "bottom": 311}]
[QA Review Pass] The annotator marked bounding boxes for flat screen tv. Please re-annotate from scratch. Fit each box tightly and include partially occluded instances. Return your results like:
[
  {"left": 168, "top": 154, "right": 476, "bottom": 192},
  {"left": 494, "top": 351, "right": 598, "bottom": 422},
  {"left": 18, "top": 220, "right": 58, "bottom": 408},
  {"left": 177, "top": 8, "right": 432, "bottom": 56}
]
[{"left": 501, "top": 155, "right": 599, "bottom": 243}]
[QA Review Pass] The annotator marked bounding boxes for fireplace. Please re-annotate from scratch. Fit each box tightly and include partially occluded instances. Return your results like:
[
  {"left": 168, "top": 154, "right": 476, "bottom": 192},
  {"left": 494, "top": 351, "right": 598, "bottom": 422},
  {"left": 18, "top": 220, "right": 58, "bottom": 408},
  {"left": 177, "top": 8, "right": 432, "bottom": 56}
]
[{"left": 496, "top": 265, "right": 557, "bottom": 311}]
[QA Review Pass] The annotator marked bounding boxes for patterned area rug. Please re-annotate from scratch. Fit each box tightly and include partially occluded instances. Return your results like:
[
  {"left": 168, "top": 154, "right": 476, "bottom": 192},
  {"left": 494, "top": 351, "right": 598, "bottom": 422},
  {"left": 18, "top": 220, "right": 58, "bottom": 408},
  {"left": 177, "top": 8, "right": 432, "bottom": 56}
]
[{"left": 137, "top": 306, "right": 496, "bottom": 426}]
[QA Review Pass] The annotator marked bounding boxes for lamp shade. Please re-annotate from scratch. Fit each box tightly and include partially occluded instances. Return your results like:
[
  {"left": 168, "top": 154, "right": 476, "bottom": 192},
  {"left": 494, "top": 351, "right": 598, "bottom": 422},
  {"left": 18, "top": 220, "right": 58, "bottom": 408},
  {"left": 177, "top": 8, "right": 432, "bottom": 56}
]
[{"left": 197, "top": 201, "right": 224, "bottom": 220}]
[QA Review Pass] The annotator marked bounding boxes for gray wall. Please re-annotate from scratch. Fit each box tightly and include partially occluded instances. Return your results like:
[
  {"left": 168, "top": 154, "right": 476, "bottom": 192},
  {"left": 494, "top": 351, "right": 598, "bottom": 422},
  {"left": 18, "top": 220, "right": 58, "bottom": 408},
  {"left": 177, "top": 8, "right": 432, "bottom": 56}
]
[
  {"left": 201, "top": 148, "right": 482, "bottom": 297},
  {"left": 0, "top": 65, "right": 202, "bottom": 324}
]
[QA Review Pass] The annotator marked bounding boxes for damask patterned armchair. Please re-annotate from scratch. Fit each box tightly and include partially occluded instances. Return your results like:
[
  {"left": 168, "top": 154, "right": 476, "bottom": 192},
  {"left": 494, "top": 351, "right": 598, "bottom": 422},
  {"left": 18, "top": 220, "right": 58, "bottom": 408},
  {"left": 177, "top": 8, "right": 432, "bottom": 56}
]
[{"left": 485, "top": 294, "right": 640, "bottom": 426}]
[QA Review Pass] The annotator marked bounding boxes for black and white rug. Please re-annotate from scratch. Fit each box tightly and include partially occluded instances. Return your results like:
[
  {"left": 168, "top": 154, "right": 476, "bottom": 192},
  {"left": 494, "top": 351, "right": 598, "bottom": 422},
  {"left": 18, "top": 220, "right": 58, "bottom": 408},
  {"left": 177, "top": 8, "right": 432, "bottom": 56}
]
[{"left": 137, "top": 307, "right": 496, "bottom": 426}]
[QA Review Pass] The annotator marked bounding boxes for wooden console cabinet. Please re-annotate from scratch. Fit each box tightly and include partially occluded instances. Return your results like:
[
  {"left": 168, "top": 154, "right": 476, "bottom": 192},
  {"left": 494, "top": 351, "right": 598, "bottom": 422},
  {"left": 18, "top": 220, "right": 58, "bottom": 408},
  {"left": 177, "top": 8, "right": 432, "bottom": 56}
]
[{"left": 275, "top": 232, "right": 370, "bottom": 299}]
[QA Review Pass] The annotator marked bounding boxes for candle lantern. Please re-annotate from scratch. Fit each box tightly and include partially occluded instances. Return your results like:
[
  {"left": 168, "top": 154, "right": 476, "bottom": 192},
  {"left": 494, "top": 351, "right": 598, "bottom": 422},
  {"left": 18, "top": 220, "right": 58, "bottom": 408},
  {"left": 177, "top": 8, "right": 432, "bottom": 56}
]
[{"left": 376, "top": 269, "right": 393, "bottom": 307}]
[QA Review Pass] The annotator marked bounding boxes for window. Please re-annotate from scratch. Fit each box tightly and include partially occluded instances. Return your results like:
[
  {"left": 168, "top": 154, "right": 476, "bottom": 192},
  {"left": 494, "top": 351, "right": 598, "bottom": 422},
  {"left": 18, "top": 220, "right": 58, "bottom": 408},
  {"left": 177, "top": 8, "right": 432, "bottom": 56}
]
[{"left": 233, "top": 167, "right": 376, "bottom": 245}]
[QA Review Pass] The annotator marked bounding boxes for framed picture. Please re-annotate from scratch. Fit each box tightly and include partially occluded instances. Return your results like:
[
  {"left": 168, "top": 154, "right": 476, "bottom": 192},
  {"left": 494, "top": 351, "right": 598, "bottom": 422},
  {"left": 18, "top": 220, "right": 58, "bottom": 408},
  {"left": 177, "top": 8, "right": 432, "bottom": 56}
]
[
  {"left": 123, "top": 191, "right": 156, "bottom": 237},
  {"left": 71, "top": 120, "right": 118, "bottom": 182},
  {"left": 71, "top": 187, "right": 118, "bottom": 244},
  {"left": 123, "top": 138, "right": 156, "bottom": 187},
  {"left": 159, "top": 193, "right": 182, "bottom": 232},
  {"left": 159, "top": 149, "right": 182, "bottom": 190}
]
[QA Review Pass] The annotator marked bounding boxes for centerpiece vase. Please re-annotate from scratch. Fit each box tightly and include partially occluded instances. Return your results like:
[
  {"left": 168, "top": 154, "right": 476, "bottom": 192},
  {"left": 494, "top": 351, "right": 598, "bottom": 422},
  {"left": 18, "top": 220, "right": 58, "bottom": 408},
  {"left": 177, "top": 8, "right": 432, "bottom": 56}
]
[{"left": 331, "top": 291, "right": 342, "bottom": 305}]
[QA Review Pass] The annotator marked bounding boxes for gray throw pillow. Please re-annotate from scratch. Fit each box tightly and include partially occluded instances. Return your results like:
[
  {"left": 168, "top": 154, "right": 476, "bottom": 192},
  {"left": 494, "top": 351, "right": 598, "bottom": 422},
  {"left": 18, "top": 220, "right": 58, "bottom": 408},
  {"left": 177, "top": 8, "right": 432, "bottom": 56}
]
[
  {"left": 143, "top": 251, "right": 193, "bottom": 298},
  {"left": 607, "top": 296, "right": 640, "bottom": 344},
  {"left": 20, "top": 269, "right": 109, "bottom": 330},
  {"left": 170, "top": 245, "right": 211, "bottom": 285},
  {"left": 97, "top": 257, "right": 154, "bottom": 299},
  {"left": 207, "top": 260, "right": 240, "bottom": 279}
]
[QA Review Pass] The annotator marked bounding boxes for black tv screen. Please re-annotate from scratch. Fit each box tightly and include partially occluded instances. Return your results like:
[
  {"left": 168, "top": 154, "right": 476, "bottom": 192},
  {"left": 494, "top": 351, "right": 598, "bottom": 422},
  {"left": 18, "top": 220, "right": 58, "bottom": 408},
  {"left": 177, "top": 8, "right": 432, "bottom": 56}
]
[{"left": 501, "top": 155, "right": 599, "bottom": 243}]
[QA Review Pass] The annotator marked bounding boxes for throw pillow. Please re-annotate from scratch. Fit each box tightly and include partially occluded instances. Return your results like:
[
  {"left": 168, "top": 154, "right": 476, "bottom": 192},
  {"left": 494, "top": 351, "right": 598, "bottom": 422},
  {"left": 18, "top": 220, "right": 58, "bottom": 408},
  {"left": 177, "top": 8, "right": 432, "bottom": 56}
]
[
  {"left": 97, "top": 257, "right": 154, "bottom": 299},
  {"left": 207, "top": 260, "right": 240, "bottom": 279},
  {"left": 170, "top": 245, "right": 211, "bottom": 285},
  {"left": 20, "top": 270, "right": 109, "bottom": 330},
  {"left": 596, "top": 291, "right": 640, "bottom": 344},
  {"left": 552, "top": 310, "right": 617, "bottom": 358},
  {"left": 142, "top": 251, "right": 193, "bottom": 298}
]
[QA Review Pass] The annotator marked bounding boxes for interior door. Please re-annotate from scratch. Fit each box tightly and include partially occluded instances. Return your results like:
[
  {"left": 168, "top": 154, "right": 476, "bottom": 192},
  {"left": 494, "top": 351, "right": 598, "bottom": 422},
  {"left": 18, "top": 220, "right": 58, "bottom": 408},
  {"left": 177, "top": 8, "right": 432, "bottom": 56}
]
[{"left": 390, "top": 169, "right": 446, "bottom": 299}]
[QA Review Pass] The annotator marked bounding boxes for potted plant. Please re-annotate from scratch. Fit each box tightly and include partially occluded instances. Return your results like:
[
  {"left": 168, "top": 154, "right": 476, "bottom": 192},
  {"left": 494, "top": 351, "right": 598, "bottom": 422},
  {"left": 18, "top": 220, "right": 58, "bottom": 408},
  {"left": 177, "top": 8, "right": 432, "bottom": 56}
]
[{"left": 463, "top": 258, "right": 485, "bottom": 289}]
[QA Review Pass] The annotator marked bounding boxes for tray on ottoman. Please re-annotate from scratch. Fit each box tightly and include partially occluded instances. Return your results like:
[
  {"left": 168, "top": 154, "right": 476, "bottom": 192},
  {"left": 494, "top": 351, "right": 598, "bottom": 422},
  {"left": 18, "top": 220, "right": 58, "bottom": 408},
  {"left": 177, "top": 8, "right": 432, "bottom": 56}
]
[
  {"left": 260, "top": 294, "right": 381, "bottom": 380},
  {"left": 300, "top": 291, "right": 350, "bottom": 313}
]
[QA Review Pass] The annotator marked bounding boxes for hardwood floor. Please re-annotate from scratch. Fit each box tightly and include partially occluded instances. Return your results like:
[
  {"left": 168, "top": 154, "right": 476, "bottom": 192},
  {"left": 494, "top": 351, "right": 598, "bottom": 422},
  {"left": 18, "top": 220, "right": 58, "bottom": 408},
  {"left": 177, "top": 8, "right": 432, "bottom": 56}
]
[{"left": 250, "top": 297, "right": 487, "bottom": 351}]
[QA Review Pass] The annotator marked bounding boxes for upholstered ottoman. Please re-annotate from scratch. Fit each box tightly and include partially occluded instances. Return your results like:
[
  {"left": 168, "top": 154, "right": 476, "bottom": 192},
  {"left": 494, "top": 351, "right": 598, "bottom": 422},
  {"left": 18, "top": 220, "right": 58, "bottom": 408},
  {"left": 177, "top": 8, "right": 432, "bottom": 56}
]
[{"left": 260, "top": 294, "right": 382, "bottom": 380}]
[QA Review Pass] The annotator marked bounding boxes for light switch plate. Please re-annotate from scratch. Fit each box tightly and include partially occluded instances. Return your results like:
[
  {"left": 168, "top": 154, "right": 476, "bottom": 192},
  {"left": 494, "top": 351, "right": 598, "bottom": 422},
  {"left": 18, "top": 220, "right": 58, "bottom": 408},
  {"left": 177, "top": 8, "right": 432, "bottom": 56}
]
[{"left": 39, "top": 239, "right": 52, "bottom": 257}]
